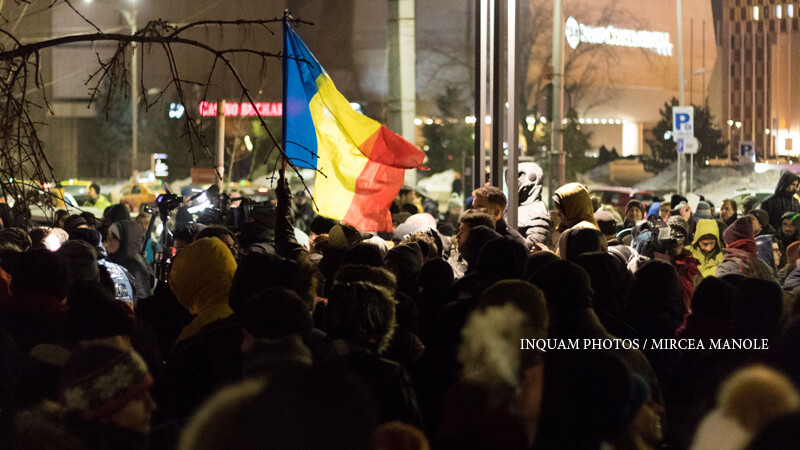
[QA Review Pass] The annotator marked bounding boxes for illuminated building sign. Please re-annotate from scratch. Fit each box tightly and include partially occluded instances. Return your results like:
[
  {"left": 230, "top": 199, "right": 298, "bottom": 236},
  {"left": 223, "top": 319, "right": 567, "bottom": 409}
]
[
  {"left": 197, "top": 100, "right": 283, "bottom": 117},
  {"left": 565, "top": 16, "right": 673, "bottom": 56}
]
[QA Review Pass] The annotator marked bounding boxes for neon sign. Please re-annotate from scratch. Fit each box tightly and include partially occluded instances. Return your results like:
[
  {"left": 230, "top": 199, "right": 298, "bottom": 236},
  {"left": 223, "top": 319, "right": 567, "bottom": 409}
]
[
  {"left": 565, "top": 16, "right": 673, "bottom": 56},
  {"left": 197, "top": 101, "right": 283, "bottom": 117}
]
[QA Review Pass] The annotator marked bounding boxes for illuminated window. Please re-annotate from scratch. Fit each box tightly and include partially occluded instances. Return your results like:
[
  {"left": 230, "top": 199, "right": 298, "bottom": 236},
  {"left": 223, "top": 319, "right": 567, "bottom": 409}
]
[
  {"left": 753, "top": 6, "right": 760, "bottom": 21},
  {"left": 777, "top": 5, "right": 783, "bottom": 19},
  {"left": 790, "top": 4, "right": 795, "bottom": 18}
]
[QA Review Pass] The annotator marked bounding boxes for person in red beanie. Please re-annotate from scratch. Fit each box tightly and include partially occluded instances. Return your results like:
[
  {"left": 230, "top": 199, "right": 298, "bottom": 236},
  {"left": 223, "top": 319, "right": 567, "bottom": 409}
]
[{"left": 716, "top": 217, "right": 776, "bottom": 281}]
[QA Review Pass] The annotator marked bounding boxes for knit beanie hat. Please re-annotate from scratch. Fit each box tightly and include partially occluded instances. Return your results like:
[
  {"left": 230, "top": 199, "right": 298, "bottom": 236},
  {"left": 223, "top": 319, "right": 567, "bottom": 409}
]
[
  {"left": 695, "top": 201, "right": 712, "bottom": 220},
  {"left": 625, "top": 199, "right": 645, "bottom": 216},
  {"left": 475, "top": 237, "right": 528, "bottom": 283},
  {"left": 724, "top": 217, "right": 755, "bottom": 245},
  {"left": 559, "top": 227, "right": 607, "bottom": 261},
  {"left": 417, "top": 257, "right": 454, "bottom": 290},
  {"left": 329, "top": 224, "right": 370, "bottom": 249},
  {"left": 750, "top": 209, "right": 770, "bottom": 230},
  {"left": 594, "top": 210, "right": 618, "bottom": 237},
  {"left": 238, "top": 287, "right": 312, "bottom": 340},
  {"left": 385, "top": 242, "right": 423, "bottom": 274},
  {"left": 667, "top": 216, "right": 690, "bottom": 238},
  {"left": 58, "top": 240, "right": 99, "bottom": 282},
  {"left": 61, "top": 344, "right": 152, "bottom": 420},
  {"left": 309, "top": 215, "right": 338, "bottom": 236},
  {"left": 529, "top": 260, "right": 594, "bottom": 314}
]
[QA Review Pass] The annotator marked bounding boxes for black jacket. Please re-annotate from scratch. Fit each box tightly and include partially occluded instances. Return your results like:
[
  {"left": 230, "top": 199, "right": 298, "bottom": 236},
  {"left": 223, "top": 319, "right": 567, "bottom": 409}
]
[{"left": 761, "top": 171, "right": 800, "bottom": 230}]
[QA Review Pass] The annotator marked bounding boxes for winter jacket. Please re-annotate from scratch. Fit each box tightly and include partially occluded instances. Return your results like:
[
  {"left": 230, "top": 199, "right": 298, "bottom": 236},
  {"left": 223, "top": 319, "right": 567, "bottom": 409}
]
[
  {"left": 690, "top": 219, "right": 725, "bottom": 278},
  {"left": 516, "top": 162, "right": 552, "bottom": 247},
  {"left": 760, "top": 171, "right": 800, "bottom": 230},
  {"left": 156, "top": 238, "right": 242, "bottom": 428},
  {"left": 552, "top": 183, "right": 599, "bottom": 253},
  {"left": 553, "top": 183, "right": 598, "bottom": 232},
  {"left": 107, "top": 220, "right": 151, "bottom": 300}
]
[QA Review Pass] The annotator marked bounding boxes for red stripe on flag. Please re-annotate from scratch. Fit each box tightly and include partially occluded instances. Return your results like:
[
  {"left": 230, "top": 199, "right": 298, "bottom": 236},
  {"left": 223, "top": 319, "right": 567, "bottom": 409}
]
[
  {"left": 342, "top": 160, "right": 405, "bottom": 232},
  {"left": 360, "top": 125, "right": 425, "bottom": 168}
]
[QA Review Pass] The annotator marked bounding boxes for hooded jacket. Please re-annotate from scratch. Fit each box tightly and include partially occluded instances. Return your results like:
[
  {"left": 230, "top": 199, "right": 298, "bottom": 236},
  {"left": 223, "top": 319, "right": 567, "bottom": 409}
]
[
  {"left": 107, "top": 220, "right": 150, "bottom": 300},
  {"left": 690, "top": 219, "right": 725, "bottom": 278},
  {"left": 169, "top": 237, "right": 237, "bottom": 342},
  {"left": 553, "top": 183, "right": 599, "bottom": 253},
  {"left": 516, "top": 162, "right": 552, "bottom": 246},
  {"left": 156, "top": 238, "right": 242, "bottom": 426},
  {"left": 760, "top": 171, "right": 800, "bottom": 230},
  {"left": 553, "top": 183, "right": 599, "bottom": 232}
]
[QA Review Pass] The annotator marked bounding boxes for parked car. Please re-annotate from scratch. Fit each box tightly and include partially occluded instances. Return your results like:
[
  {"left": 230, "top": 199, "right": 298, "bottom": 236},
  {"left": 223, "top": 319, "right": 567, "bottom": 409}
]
[
  {"left": 588, "top": 186, "right": 655, "bottom": 215},
  {"left": 56, "top": 179, "right": 95, "bottom": 205},
  {"left": 118, "top": 180, "right": 167, "bottom": 212}
]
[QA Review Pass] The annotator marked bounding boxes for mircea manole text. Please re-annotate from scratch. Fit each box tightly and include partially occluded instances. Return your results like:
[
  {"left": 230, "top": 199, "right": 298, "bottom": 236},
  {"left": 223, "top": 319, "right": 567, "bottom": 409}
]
[{"left": 520, "top": 338, "right": 769, "bottom": 352}]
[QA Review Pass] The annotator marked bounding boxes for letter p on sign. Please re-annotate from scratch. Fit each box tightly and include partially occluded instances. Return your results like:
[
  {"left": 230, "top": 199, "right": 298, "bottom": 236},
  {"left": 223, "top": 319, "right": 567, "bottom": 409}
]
[{"left": 672, "top": 106, "right": 694, "bottom": 141}]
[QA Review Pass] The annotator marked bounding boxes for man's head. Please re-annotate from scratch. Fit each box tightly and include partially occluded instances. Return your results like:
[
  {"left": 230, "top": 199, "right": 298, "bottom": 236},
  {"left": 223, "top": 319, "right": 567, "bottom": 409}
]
[
  {"left": 457, "top": 208, "right": 496, "bottom": 252},
  {"left": 696, "top": 235, "right": 719, "bottom": 255},
  {"left": 721, "top": 199, "right": 737, "bottom": 222},
  {"left": 747, "top": 213, "right": 762, "bottom": 236},
  {"left": 472, "top": 186, "right": 507, "bottom": 222},
  {"left": 782, "top": 215, "right": 798, "bottom": 238},
  {"left": 397, "top": 188, "right": 415, "bottom": 206},
  {"left": 625, "top": 200, "right": 645, "bottom": 224},
  {"left": 89, "top": 183, "right": 101, "bottom": 199}
]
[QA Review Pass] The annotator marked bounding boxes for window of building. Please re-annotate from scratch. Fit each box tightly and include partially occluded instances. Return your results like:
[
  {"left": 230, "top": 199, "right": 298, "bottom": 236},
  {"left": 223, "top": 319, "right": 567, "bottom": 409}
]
[
  {"left": 753, "top": 6, "right": 760, "bottom": 21},
  {"left": 777, "top": 5, "right": 783, "bottom": 19},
  {"left": 790, "top": 4, "right": 795, "bottom": 18}
]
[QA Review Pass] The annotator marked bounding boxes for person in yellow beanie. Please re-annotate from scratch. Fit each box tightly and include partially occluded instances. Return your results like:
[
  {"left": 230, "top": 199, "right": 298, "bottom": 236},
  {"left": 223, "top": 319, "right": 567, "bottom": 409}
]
[{"left": 153, "top": 237, "right": 242, "bottom": 435}]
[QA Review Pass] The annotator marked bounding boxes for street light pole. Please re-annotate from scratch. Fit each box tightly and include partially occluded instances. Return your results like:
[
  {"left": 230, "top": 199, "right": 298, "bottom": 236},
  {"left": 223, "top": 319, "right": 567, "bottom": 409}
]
[{"left": 124, "top": 6, "right": 138, "bottom": 173}]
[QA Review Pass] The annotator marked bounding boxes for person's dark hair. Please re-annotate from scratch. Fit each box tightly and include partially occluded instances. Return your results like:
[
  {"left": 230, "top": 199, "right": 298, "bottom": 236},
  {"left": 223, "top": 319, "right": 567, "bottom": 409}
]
[
  {"left": 196, "top": 225, "right": 239, "bottom": 258},
  {"left": 722, "top": 198, "right": 738, "bottom": 214},
  {"left": 472, "top": 185, "right": 507, "bottom": 210},
  {"left": 401, "top": 203, "right": 418, "bottom": 215},
  {"left": 342, "top": 242, "right": 385, "bottom": 268},
  {"left": 173, "top": 223, "right": 206, "bottom": 245},
  {"left": 239, "top": 287, "right": 312, "bottom": 340},
  {"left": 402, "top": 230, "right": 442, "bottom": 259},
  {"left": 90, "top": 183, "right": 101, "bottom": 195},
  {"left": 63, "top": 215, "right": 89, "bottom": 231},
  {"left": 459, "top": 208, "right": 496, "bottom": 229},
  {"left": 326, "top": 281, "right": 396, "bottom": 354},
  {"left": 53, "top": 210, "right": 69, "bottom": 228},
  {"left": 79, "top": 212, "right": 97, "bottom": 229}
]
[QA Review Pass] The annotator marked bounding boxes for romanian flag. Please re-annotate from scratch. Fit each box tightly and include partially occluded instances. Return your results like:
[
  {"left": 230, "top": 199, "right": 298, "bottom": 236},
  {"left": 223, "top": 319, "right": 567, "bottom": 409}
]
[{"left": 282, "top": 20, "right": 425, "bottom": 232}]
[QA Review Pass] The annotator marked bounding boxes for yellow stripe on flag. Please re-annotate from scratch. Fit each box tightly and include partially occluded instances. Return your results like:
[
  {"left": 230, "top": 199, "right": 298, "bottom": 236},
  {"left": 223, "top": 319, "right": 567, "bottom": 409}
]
[{"left": 309, "top": 73, "right": 377, "bottom": 219}]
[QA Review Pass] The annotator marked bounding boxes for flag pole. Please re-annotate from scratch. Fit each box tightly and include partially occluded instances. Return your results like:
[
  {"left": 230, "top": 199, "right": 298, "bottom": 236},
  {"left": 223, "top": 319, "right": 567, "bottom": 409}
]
[{"left": 281, "top": 10, "right": 291, "bottom": 176}]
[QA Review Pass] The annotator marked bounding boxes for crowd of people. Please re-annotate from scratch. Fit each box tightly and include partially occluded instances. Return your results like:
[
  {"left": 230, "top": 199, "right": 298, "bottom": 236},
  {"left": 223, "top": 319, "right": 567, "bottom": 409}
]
[{"left": 2, "top": 167, "right": 800, "bottom": 449}]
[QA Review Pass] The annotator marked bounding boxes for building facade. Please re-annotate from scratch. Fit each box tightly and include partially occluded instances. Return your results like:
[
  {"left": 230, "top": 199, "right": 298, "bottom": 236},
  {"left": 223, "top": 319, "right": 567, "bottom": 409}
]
[{"left": 720, "top": 0, "right": 800, "bottom": 161}]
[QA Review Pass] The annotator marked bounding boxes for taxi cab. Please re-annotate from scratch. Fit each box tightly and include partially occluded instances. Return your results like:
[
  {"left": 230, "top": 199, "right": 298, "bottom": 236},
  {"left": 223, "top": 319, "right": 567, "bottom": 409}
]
[{"left": 118, "top": 179, "right": 166, "bottom": 212}]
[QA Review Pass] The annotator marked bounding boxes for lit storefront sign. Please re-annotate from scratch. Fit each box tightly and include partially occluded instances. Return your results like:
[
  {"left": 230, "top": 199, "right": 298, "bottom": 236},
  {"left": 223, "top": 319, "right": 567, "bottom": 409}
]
[
  {"left": 565, "top": 16, "right": 673, "bottom": 56},
  {"left": 198, "top": 100, "right": 283, "bottom": 117}
]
